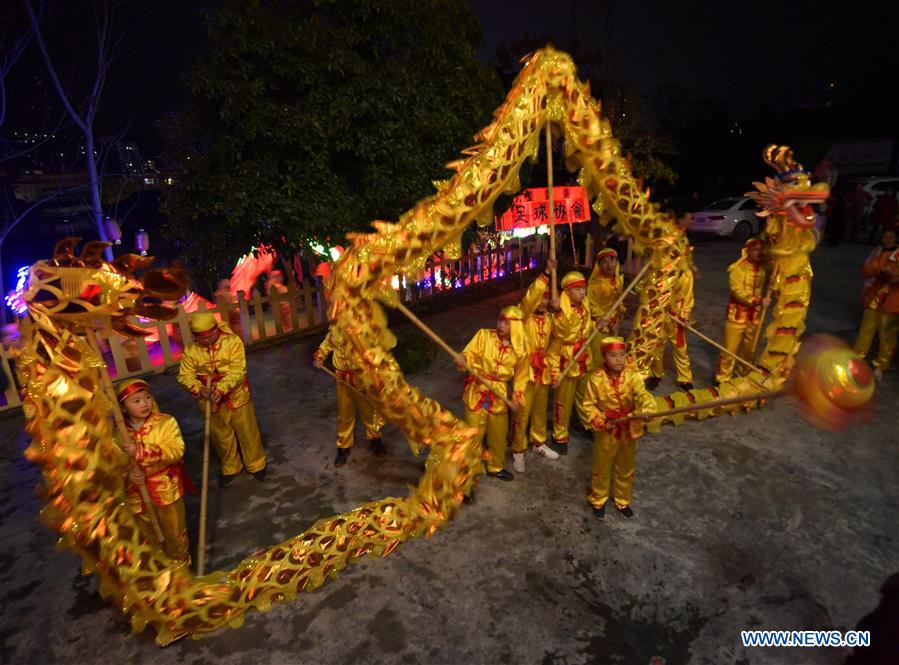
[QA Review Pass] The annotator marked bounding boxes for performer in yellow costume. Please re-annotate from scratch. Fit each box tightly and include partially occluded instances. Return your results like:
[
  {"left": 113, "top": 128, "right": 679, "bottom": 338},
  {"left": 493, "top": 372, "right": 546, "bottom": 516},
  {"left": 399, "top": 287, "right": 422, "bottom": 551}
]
[
  {"left": 647, "top": 241, "right": 696, "bottom": 391},
  {"left": 587, "top": 247, "right": 625, "bottom": 341},
  {"left": 178, "top": 312, "right": 267, "bottom": 486},
  {"left": 715, "top": 237, "right": 771, "bottom": 384},
  {"left": 116, "top": 378, "right": 193, "bottom": 564},
  {"left": 853, "top": 228, "right": 899, "bottom": 381},
  {"left": 313, "top": 329, "right": 386, "bottom": 467},
  {"left": 510, "top": 259, "right": 561, "bottom": 473},
  {"left": 547, "top": 271, "right": 594, "bottom": 454},
  {"left": 458, "top": 305, "right": 530, "bottom": 480},
  {"left": 581, "top": 337, "right": 656, "bottom": 520}
]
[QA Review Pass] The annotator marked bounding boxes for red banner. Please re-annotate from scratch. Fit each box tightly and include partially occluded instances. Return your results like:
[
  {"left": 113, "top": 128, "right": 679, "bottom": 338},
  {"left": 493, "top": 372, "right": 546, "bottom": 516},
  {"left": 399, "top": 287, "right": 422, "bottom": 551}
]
[{"left": 495, "top": 186, "right": 591, "bottom": 231}]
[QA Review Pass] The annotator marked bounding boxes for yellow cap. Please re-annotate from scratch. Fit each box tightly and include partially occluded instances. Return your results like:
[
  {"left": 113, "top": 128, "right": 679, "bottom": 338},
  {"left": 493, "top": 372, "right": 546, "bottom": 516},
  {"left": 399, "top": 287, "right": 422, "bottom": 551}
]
[
  {"left": 189, "top": 312, "right": 218, "bottom": 335},
  {"left": 600, "top": 336, "right": 627, "bottom": 353},
  {"left": 115, "top": 378, "right": 150, "bottom": 402},
  {"left": 561, "top": 271, "right": 587, "bottom": 290}
]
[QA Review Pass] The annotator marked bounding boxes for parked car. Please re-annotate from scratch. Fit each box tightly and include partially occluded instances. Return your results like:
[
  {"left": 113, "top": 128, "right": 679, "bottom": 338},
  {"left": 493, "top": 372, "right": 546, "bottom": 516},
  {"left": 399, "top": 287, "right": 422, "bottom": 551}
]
[{"left": 690, "top": 197, "right": 762, "bottom": 241}]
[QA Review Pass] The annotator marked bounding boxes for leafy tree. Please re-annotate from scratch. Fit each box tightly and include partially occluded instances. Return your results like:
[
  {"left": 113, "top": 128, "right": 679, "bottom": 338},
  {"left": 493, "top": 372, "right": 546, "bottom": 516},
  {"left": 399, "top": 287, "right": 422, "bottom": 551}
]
[{"left": 162, "top": 0, "right": 502, "bottom": 289}]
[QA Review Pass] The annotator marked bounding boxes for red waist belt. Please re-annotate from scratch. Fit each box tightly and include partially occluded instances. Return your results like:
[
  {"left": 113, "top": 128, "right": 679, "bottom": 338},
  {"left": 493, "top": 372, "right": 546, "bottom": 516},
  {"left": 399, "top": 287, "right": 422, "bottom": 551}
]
[
  {"left": 197, "top": 373, "right": 249, "bottom": 394},
  {"left": 142, "top": 462, "right": 196, "bottom": 505},
  {"left": 530, "top": 351, "right": 547, "bottom": 374},
  {"left": 464, "top": 374, "right": 505, "bottom": 409},
  {"left": 604, "top": 407, "right": 634, "bottom": 438},
  {"left": 560, "top": 340, "right": 588, "bottom": 374}
]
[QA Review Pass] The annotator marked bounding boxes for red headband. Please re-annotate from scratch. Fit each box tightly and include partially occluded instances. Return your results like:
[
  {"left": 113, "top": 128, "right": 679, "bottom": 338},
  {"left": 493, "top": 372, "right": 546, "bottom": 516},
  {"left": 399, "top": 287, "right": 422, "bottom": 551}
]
[
  {"left": 601, "top": 341, "right": 627, "bottom": 353},
  {"left": 117, "top": 381, "right": 150, "bottom": 402},
  {"left": 499, "top": 313, "right": 523, "bottom": 321},
  {"left": 193, "top": 325, "right": 220, "bottom": 338},
  {"left": 564, "top": 279, "right": 587, "bottom": 290},
  {"left": 596, "top": 249, "right": 617, "bottom": 260}
]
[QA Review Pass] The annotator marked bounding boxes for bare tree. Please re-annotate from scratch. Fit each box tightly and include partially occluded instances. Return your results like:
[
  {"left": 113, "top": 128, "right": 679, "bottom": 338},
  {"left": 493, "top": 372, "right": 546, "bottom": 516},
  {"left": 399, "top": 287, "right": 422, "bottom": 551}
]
[{"left": 22, "top": 0, "right": 125, "bottom": 260}]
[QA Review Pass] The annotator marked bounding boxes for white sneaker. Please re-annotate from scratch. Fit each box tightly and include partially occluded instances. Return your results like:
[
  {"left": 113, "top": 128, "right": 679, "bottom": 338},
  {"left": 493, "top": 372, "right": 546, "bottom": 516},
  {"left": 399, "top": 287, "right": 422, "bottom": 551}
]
[
  {"left": 873, "top": 368, "right": 883, "bottom": 382},
  {"left": 533, "top": 444, "right": 560, "bottom": 461},
  {"left": 513, "top": 452, "right": 526, "bottom": 473}
]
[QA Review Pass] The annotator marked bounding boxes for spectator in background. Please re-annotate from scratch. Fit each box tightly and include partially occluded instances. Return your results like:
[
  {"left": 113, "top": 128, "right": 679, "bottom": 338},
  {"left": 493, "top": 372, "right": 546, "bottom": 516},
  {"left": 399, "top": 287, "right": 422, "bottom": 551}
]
[
  {"left": 265, "top": 270, "right": 291, "bottom": 331},
  {"left": 844, "top": 183, "right": 872, "bottom": 242},
  {"left": 869, "top": 189, "right": 898, "bottom": 244}
]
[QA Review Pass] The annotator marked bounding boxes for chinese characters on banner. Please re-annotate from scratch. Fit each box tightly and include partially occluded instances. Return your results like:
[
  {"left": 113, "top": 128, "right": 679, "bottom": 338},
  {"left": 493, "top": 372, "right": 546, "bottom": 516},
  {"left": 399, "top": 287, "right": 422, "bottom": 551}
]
[{"left": 495, "top": 186, "right": 590, "bottom": 231}]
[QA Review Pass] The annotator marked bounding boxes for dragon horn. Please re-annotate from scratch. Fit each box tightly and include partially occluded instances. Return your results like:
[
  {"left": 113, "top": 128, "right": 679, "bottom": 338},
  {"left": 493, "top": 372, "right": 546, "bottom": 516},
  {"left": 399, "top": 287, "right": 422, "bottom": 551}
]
[
  {"left": 52, "top": 237, "right": 82, "bottom": 261},
  {"left": 79, "top": 241, "right": 113, "bottom": 266}
]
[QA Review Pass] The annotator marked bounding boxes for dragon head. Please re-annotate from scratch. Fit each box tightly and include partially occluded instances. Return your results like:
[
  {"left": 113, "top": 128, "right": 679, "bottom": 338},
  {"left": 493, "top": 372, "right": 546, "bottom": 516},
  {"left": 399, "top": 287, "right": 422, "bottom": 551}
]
[
  {"left": 23, "top": 238, "right": 188, "bottom": 336},
  {"left": 746, "top": 144, "right": 830, "bottom": 229}
]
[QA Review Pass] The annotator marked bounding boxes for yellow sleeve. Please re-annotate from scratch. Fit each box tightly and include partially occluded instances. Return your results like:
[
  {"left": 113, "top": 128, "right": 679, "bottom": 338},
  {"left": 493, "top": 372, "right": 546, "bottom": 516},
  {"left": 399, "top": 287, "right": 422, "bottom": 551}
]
[
  {"left": 729, "top": 261, "right": 757, "bottom": 306},
  {"left": 511, "top": 355, "right": 531, "bottom": 404},
  {"left": 580, "top": 373, "right": 605, "bottom": 430},
  {"left": 552, "top": 306, "right": 574, "bottom": 341},
  {"left": 461, "top": 329, "right": 488, "bottom": 374},
  {"left": 136, "top": 415, "right": 185, "bottom": 470},
  {"left": 631, "top": 373, "right": 657, "bottom": 414},
  {"left": 519, "top": 274, "right": 549, "bottom": 320},
  {"left": 314, "top": 330, "right": 334, "bottom": 361},
  {"left": 678, "top": 271, "right": 695, "bottom": 319},
  {"left": 177, "top": 345, "right": 202, "bottom": 395},
  {"left": 216, "top": 335, "right": 247, "bottom": 395}
]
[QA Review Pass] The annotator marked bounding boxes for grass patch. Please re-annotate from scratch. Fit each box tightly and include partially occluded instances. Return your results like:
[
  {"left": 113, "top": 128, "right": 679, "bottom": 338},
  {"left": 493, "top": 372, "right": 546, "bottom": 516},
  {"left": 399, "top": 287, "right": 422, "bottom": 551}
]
[{"left": 393, "top": 327, "right": 437, "bottom": 375}]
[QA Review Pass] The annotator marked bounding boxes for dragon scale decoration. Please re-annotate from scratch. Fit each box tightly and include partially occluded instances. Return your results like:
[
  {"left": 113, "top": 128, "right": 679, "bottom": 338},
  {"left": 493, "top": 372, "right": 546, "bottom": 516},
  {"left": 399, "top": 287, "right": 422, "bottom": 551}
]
[{"left": 16, "top": 48, "right": 830, "bottom": 645}]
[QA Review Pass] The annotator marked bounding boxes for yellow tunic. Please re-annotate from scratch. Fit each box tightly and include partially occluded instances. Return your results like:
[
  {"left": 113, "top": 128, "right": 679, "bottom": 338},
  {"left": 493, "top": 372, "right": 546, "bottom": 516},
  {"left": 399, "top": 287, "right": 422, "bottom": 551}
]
[
  {"left": 587, "top": 269, "right": 624, "bottom": 326},
  {"left": 726, "top": 256, "right": 768, "bottom": 325},
  {"left": 518, "top": 273, "right": 553, "bottom": 385},
  {"left": 178, "top": 324, "right": 251, "bottom": 411},
  {"left": 461, "top": 328, "right": 529, "bottom": 415},
  {"left": 547, "top": 293, "right": 594, "bottom": 379}
]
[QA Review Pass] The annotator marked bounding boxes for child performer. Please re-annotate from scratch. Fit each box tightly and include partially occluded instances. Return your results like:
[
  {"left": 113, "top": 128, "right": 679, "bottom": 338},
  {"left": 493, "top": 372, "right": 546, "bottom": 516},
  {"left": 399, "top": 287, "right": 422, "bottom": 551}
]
[
  {"left": 587, "top": 247, "right": 625, "bottom": 340},
  {"left": 116, "top": 378, "right": 193, "bottom": 564},
  {"left": 547, "top": 271, "right": 594, "bottom": 455},
  {"left": 581, "top": 337, "right": 657, "bottom": 520},
  {"left": 510, "top": 259, "right": 561, "bottom": 472},
  {"left": 178, "top": 312, "right": 267, "bottom": 486},
  {"left": 715, "top": 237, "right": 770, "bottom": 384},
  {"left": 457, "top": 305, "right": 530, "bottom": 480},
  {"left": 313, "top": 328, "right": 386, "bottom": 467}
]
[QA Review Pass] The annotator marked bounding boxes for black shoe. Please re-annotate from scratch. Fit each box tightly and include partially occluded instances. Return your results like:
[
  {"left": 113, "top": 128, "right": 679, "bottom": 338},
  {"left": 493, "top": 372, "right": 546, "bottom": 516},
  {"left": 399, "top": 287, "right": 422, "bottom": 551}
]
[
  {"left": 616, "top": 505, "right": 634, "bottom": 519},
  {"left": 462, "top": 493, "right": 475, "bottom": 504},
  {"left": 645, "top": 377, "right": 661, "bottom": 391},
  {"left": 251, "top": 467, "right": 267, "bottom": 481},
  {"left": 550, "top": 441, "right": 569, "bottom": 456},
  {"left": 334, "top": 448, "right": 351, "bottom": 467},
  {"left": 219, "top": 473, "right": 237, "bottom": 488},
  {"left": 369, "top": 438, "right": 386, "bottom": 456},
  {"left": 486, "top": 469, "right": 514, "bottom": 481},
  {"left": 592, "top": 505, "right": 605, "bottom": 520},
  {"left": 677, "top": 382, "right": 694, "bottom": 391}
]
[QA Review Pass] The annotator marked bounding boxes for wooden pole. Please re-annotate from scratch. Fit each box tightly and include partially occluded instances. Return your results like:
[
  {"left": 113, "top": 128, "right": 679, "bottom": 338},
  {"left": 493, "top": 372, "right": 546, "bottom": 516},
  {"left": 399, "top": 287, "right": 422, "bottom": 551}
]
[
  {"left": 196, "top": 375, "right": 212, "bottom": 576},
  {"left": 395, "top": 302, "right": 517, "bottom": 411},
  {"left": 749, "top": 266, "right": 778, "bottom": 362},
  {"left": 569, "top": 222, "right": 577, "bottom": 265},
  {"left": 318, "top": 365, "right": 376, "bottom": 407},
  {"left": 85, "top": 329, "right": 166, "bottom": 544},
  {"left": 555, "top": 260, "right": 652, "bottom": 386},
  {"left": 607, "top": 390, "right": 783, "bottom": 424},
  {"left": 671, "top": 316, "right": 765, "bottom": 375},
  {"left": 545, "top": 122, "right": 557, "bottom": 299}
]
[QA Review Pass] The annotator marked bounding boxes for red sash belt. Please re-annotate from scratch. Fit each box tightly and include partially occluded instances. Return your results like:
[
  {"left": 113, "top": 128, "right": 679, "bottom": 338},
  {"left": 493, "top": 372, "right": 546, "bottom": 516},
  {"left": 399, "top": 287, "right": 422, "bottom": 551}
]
[
  {"left": 464, "top": 374, "right": 504, "bottom": 410},
  {"left": 530, "top": 351, "right": 547, "bottom": 374},
  {"left": 143, "top": 462, "right": 196, "bottom": 505},
  {"left": 559, "top": 340, "right": 588, "bottom": 374},
  {"left": 604, "top": 407, "right": 633, "bottom": 439}
]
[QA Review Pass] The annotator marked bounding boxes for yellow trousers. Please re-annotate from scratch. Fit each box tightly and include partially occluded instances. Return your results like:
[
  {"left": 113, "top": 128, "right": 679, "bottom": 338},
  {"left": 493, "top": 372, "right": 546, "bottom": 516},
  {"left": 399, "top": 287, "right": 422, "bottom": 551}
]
[
  {"left": 854, "top": 309, "right": 898, "bottom": 370},
  {"left": 715, "top": 319, "right": 758, "bottom": 382},
  {"left": 210, "top": 400, "right": 266, "bottom": 476},
  {"left": 464, "top": 405, "right": 509, "bottom": 474},
  {"left": 336, "top": 382, "right": 384, "bottom": 449},
  {"left": 552, "top": 376, "right": 579, "bottom": 443},
  {"left": 588, "top": 431, "right": 637, "bottom": 509},
  {"left": 511, "top": 381, "right": 549, "bottom": 451},
  {"left": 136, "top": 498, "right": 190, "bottom": 564},
  {"left": 650, "top": 325, "right": 692, "bottom": 383}
]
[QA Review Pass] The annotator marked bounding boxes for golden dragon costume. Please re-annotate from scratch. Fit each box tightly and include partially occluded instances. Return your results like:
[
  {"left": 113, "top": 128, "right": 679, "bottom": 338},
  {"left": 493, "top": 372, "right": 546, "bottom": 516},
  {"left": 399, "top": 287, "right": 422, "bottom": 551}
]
[{"left": 15, "top": 48, "right": 834, "bottom": 644}]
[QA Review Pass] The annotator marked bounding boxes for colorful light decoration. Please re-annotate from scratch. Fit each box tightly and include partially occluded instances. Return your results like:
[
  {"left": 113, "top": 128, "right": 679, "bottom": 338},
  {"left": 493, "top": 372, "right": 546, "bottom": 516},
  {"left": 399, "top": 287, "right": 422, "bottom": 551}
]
[
  {"left": 4, "top": 266, "right": 30, "bottom": 316},
  {"left": 135, "top": 228, "right": 149, "bottom": 256}
]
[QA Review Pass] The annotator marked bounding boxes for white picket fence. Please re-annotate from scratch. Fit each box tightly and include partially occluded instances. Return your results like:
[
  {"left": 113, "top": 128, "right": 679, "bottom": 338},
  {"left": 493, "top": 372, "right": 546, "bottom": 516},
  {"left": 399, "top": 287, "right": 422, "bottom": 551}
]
[{"left": 0, "top": 240, "right": 547, "bottom": 414}]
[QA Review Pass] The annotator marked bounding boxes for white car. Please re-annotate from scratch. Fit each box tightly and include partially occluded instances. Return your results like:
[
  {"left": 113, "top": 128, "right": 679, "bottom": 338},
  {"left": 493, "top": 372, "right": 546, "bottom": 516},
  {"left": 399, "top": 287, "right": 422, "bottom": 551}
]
[{"left": 690, "top": 197, "right": 762, "bottom": 241}]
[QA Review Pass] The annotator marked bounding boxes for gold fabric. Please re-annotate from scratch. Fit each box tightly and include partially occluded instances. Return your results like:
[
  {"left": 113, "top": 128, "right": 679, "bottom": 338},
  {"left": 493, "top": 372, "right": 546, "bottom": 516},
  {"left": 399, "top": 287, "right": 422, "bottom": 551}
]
[
  {"left": 581, "top": 366, "right": 656, "bottom": 508},
  {"left": 209, "top": 400, "right": 266, "bottom": 475},
  {"left": 854, "top": 309, "right": 898, "bottom": 370},
  {"left": 547, "top": 291, "right": 594, "bottom": 384},
  {"left": 178, "top": 324, "right": 252, "bottom": 410},
  {"left": 464, "top": 405, "right": 509, "bottom": 474},
  {"left": 135, "top": 498, "right": 190, "bottom": 564},
  {"left": 649, "top": 267, "right": 694, "bottom": 382},
  {"left": 551, "top": 375, "right": 579, "bottom": 443}
]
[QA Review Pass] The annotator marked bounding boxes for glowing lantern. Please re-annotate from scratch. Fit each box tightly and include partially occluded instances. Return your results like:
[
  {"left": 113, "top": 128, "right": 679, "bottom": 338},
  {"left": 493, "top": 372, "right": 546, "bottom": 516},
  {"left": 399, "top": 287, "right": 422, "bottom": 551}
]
[
  {"left": 104, "top": 217, "right": 122, "bottom": 245},
  {"left": 4, "top": 266, "right": 29, "bottom": 316},
  {"left": 135, "top": 229, "right": 149, "bottom": 256}
]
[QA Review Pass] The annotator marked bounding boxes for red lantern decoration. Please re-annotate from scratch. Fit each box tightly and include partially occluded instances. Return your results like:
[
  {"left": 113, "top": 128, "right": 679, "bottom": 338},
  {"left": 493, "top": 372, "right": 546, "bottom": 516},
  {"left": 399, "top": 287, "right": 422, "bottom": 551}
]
[
  {"left": 104, "top": 217, "right": 122, "bottom": 245},
  {"left": 135, "top": 228, "right": 149, "bottom": 256}
]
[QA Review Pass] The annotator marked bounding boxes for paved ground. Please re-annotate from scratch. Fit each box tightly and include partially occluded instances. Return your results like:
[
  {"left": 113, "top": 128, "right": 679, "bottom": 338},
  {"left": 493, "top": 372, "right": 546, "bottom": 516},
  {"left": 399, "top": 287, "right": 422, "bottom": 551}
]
[{"left": 1, "top": 238, "right": 896, "bottom": 665}]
